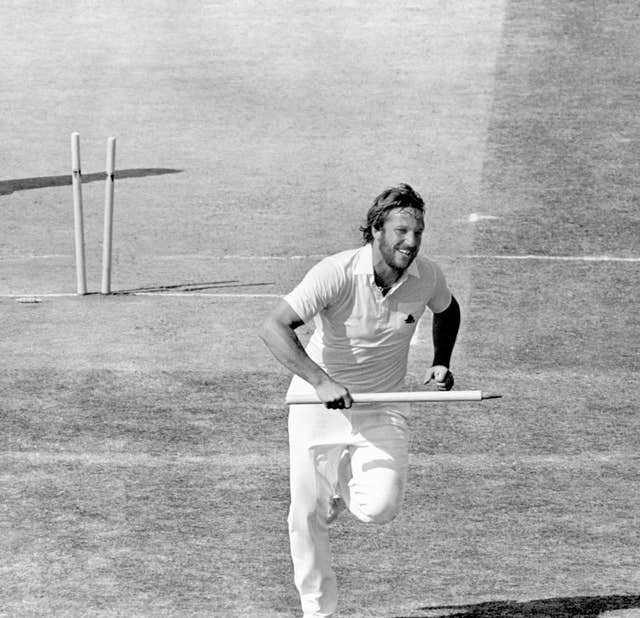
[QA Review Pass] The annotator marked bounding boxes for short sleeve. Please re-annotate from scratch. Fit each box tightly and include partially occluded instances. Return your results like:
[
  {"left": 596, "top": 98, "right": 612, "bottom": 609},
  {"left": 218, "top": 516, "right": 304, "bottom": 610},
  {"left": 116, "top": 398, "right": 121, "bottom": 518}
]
[
  {"left": 283, "top": 257, "right": 345, "bottom": 323},
  {"left": 426, "top": 261, "right": 452, "bottom": 314}
]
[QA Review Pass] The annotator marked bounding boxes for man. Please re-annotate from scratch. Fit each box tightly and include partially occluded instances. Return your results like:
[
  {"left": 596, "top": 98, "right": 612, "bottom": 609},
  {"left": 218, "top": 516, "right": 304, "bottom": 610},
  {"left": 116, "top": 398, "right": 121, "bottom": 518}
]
[{"left": 260, "top": 184, "right": 460, "bottom": 617}]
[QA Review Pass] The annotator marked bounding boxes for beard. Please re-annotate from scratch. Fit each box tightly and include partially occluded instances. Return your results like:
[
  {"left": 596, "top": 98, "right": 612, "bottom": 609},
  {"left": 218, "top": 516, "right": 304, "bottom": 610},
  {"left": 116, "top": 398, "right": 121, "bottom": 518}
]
[{"left": 378, "top": 232, "right": 418, "bottom": 272}]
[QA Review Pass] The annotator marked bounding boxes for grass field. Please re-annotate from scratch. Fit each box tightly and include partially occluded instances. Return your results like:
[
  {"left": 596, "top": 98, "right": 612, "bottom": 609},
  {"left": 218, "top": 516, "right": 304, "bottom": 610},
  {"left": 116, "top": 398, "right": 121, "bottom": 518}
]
[{"left": 1, "top": 1, "right": 639, "bottom": 617}]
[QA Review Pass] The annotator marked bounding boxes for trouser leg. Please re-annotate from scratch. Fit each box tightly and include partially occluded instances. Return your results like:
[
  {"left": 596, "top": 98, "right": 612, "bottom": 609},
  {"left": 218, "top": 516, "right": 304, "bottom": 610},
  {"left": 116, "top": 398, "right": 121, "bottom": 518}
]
[{"left": 287, "top": 404, "right": 350, "bottom": 617}]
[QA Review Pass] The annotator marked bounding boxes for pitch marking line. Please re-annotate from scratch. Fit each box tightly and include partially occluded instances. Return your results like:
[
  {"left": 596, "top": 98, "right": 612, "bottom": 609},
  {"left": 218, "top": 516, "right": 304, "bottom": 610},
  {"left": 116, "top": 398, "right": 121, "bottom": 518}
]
[
  {"left": 2, "top": 253, "right": 640, "bottom": 263},
  {"left": 4, "top": 292, "right": 281, "bottom": 299},
  {"left": 122, "top": 292, "right": 280, "bottom": 298},
  {"left": 2, "top": 253, "right": 637, "bottom": 299},
  {"left": 0, "top": 254, "right": 70, "bottom": 261},
  {"left": 158, "top": 253, "right": 640, "bottom": 263},
  {"left": 2, "top": 450, "right": 634, "bottom": 468},
  {"left": 463, "top": 254, "right": 640, "bottom": 263}
]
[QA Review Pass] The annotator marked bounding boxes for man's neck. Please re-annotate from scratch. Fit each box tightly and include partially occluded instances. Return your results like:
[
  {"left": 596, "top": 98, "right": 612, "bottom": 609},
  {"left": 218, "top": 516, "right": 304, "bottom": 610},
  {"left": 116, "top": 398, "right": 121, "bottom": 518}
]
[{"left": 373, "top": 261, "right": 402, "bottom": 291}]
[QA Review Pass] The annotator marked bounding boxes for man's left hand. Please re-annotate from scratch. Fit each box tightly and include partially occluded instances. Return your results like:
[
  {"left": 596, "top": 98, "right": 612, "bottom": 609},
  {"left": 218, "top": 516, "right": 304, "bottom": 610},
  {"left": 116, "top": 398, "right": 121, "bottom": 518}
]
[{"left": 424, "top": 365, "right": 454, "bottom": 391}]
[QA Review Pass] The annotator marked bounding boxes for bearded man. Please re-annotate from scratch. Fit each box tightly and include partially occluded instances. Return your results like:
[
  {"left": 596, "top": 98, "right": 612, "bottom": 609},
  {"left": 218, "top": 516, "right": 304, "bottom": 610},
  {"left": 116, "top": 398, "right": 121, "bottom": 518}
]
[{"left": 260, "top": 183, "right": 460, "bottom": 618}]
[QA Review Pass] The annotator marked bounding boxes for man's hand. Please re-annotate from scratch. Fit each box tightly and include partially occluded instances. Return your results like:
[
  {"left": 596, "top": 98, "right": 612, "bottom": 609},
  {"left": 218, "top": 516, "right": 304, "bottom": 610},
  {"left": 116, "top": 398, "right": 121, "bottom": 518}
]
[
  {"left": 424, "top": 365, "right": 454, "bottom": 391},
  {"left": 260, "top": 301, "right": 353, "bottom": 409},
  {"left": 315, "top": 378, "right": 353, "bottom": 409}
]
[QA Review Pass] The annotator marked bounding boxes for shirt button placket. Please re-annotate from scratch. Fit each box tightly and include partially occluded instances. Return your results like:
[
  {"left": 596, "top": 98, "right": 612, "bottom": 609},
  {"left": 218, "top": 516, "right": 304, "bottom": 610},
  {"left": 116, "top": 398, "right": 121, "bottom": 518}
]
[{"left": 377, "top": 293, "right": 389, "bottom": 328}]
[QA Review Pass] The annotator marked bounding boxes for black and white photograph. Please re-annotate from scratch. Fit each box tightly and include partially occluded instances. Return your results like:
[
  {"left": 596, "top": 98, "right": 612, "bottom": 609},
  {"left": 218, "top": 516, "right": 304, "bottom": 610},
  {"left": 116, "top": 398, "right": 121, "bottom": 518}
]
[{"left": 2, "top": 2, "right": 639, "bottom": 616}]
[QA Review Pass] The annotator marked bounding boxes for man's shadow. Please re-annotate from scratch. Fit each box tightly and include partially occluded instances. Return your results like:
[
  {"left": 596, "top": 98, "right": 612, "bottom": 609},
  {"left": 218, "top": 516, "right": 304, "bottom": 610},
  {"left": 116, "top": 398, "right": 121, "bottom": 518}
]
[{"left": 395, "top": 594, "right": 640, "bottom": 617}]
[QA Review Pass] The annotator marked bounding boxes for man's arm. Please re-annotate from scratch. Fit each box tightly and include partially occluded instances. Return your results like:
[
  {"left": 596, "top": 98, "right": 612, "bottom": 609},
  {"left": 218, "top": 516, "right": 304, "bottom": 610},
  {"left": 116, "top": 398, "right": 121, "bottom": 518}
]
[
  {"left": 259, "top": 299, "right": 353, "bottom": 409},
  {"left": 424, "top": 295, "right": 460, "bottom": 390}
]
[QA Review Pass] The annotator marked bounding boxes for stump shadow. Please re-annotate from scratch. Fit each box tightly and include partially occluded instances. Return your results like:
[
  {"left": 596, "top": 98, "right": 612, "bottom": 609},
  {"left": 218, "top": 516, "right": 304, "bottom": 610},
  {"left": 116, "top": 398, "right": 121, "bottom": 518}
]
[
  {"left": 113, "top": 280, "right": 274, "bottom": 294},
  {"left": 0, "top": 168, "right": 182, "bottom": 195}
]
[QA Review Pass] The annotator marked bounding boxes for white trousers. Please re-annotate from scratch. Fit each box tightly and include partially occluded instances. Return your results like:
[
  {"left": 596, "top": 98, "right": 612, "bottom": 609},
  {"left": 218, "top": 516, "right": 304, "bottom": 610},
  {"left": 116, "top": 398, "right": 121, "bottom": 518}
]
[{"left": 287, "top": 403, "right": 409, "bottom": 617}]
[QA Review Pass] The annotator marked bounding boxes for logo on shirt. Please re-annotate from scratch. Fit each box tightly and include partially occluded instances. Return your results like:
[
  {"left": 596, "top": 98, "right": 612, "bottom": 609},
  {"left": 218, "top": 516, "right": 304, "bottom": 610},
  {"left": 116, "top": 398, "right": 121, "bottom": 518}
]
[{"left": 404, "top": 314, "right": 415, "bottom": 324}]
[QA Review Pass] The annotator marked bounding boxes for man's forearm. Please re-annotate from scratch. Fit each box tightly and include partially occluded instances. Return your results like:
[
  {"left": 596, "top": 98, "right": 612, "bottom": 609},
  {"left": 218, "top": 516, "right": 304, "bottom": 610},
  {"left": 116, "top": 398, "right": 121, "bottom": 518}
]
[
  {"left": 432, "top": 295, "right": 460, "bottom": 367},
  {"left": 259, "top": 318, "right": 330, "bottom": 388}
]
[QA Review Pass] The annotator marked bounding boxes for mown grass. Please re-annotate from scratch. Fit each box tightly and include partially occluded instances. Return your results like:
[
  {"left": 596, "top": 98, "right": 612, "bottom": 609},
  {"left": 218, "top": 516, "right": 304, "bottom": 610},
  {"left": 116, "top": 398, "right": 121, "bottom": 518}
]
[
  {"left": 1, "top": 365, "right": 639, "bottom": 616},
  {"left": 2, "top": 0, "right": 639, "bottom": 616}
]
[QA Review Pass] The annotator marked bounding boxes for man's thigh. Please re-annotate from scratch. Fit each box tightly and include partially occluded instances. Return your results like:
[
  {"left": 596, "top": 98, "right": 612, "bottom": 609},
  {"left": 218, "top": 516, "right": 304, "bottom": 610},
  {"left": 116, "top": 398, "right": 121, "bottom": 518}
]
[{"left": 345, "top": 407, "right": 409, "bottom": 522}]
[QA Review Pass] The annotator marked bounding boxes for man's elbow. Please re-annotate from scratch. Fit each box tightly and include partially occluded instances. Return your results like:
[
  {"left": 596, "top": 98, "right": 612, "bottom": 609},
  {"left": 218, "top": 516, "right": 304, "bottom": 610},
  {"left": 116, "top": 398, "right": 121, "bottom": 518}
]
[
  {"left": 258, "top": 315, "right": 276, "bottom": 345},
  {"left": 259, "top": 312, "right": 294, "bottom": 347},
  {"left": 437, "top": 295, "right": 460, "bottom": 320},
  {"left": 433, "top": 295, "right": 461, "bottom": 335},
  {"left": 448, "top": 294, "right": 460, "bottom": 318}
]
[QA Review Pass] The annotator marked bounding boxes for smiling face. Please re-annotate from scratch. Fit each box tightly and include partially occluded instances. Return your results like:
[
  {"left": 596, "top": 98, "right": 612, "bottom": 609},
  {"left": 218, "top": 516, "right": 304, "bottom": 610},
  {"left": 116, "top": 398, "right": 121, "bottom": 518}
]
[{"left": 372, "top": 207, "right": 425, "bottom": 276}]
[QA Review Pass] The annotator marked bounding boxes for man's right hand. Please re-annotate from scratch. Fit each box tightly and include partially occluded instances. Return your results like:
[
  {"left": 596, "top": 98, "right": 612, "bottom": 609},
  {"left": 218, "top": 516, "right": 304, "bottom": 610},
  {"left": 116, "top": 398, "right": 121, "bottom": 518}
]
[
  {"left": 314, "top": 379, "right": 353, "bottom": 409},
  {"left": 259, "top": 300, "right": 353, "bottom": 409}
]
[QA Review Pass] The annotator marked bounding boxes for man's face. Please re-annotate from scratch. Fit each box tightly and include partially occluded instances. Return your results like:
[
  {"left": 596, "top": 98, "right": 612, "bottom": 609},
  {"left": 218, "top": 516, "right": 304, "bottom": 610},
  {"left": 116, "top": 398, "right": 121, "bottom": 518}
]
[{"left": 372, "top": 207, "right": 425, "bottom": 272}]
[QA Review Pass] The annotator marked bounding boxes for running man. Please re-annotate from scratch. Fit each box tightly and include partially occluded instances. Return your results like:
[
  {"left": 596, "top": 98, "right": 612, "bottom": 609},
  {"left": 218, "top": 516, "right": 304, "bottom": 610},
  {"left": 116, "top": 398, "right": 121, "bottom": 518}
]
[{"left": 260, "top": 183, "right": 460, "bottom": 617}]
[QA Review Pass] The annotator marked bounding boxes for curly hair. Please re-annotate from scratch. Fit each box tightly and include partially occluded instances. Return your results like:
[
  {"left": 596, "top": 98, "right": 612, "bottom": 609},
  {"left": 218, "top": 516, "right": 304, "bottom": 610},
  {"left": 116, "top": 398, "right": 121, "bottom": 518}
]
[{"left": 359, "top": 183, "right": 425, "bottom": 244}]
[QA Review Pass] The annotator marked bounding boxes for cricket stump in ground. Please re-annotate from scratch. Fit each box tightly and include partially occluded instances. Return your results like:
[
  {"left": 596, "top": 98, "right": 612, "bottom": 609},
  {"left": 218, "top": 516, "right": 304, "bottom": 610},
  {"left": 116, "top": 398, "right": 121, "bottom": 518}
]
[
  {"left": 71, "top": 132, "right": 87, "bottom": 295},
  {"left": 101, "top": 137, "right": 116, "bottom": 294}
]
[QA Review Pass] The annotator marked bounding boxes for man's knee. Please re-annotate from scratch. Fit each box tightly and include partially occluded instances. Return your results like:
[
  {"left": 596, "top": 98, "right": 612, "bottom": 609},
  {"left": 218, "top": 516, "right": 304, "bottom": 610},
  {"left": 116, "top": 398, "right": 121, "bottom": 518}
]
[
  {"left": 360, "top": 500, "right": 402, "bottom": 524},
  {"left": 288, "top": 501, "right": 323, "bottom": 531},
  {"left": 350, "top": 479, "right": 405, "bottom": 524}
]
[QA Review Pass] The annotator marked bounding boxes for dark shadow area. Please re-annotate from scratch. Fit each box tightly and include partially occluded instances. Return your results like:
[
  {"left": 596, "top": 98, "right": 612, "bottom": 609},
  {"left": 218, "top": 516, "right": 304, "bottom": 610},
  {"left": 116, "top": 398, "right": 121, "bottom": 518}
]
[
  {"left": 394, "top": 595, "right": 640, "bottom": 618},
  {"left": 0, "top": 168, "right": 182, "bottom": 195},
  {"left": 113, "top": 280, "right": 274, "bottom": 294}
]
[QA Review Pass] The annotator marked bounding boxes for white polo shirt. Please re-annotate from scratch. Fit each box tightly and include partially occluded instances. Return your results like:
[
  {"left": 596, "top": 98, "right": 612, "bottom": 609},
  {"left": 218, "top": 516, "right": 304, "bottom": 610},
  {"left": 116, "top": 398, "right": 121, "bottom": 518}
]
[{"left": 284, "top": 243, "right": 452, "bottom": 397}]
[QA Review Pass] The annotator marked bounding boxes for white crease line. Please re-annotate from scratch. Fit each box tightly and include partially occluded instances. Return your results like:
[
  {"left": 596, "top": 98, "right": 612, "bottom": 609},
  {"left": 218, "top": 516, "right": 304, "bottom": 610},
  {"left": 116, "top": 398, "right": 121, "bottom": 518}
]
[
  {"left": 462, "top": 254, "right": 640, "bottom": 262},
  {"left": 146, "top": 253, "right": 640, "bottom": 263},
  {"left": 154, "top": 254, "right": 326, "bottom": 261},
  {"left": 3, "top": 292, "right": 280, "bottom": 299},
  {"left": 0, "top": 254, "right": 70, "bottom": 261},
  {"left": 1, "top": 451, "right": 288, "bottom": 467},
  {"left": 5, "top": 292, "right": 70, "bottom": 298},
  {"left": 131, "top": 292, "right": 280, "bottom": 298},
  {"left": 2, "top": 253, "right": 639, "bottom": 263},
  {"left": 2, "top": 450, "right": 634, "bottom": 468}
]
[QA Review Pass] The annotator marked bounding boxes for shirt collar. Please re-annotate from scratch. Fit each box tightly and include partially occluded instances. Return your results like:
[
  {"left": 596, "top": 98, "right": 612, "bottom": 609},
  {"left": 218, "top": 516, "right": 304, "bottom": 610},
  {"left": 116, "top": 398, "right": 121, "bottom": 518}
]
[
  {"left": 354, "top": 243, "right": 421, "bottom": 278},
  {"left": 354, "top": 243, "right": 374, "bottom": 275}
]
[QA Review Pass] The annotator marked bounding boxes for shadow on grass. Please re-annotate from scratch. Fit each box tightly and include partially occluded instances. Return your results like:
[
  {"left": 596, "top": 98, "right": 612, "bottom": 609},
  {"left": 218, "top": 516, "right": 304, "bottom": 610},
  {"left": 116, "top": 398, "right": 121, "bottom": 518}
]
[
  {"left": 0, "top": 168, "right": 182, "bottom": 195},
  {"left": 395, "top": 595, "right": 640, "bottom": 618},
  {"left": 113, "top": 280, "right": 274, "bottom": 294}
]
